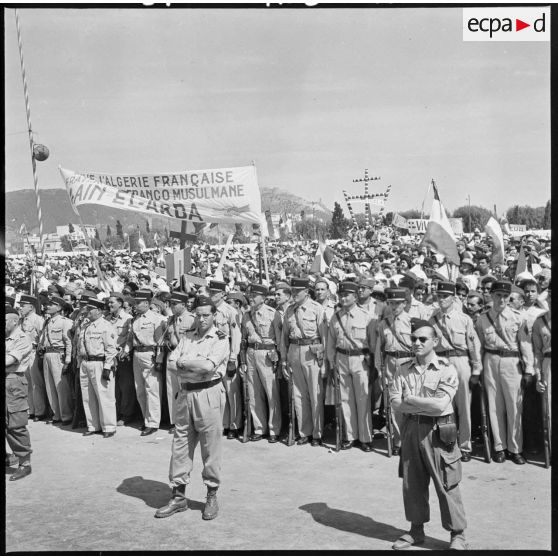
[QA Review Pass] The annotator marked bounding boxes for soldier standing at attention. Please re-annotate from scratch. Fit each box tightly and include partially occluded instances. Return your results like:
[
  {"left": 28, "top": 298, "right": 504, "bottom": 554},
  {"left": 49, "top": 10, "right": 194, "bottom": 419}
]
[
  {"left": 125, "top": 291, "right": 166, "bottom": 436},
  {"left": 280, "top": 277, "right": 327, "bottom": 445},
  {"left": 390, "top": 319, "right": 468, "bottom": 551},
  {"left": 475, "top": 280, "right": 534, "bottom": 464},
  {"left": 208, "top": 280, "right": 241, "bottom": 437},
  {"left": 357, "top": 277, "right": 385, "bottom": 320},
  {"left": 38, "top": 296, "right": 73, "bottom": 425},
  {"left": 163, "top": 292, "right": 195, "bottom": 434},
  {"left": 155, "top": 296, "right": 229, "bottom": 521},
  {"left": 429, "top": 282, "right": 482, "bottom": 462},
  {"left": 240, "top": 283, "right": 281, "bottom": 443},
  {"left": 18, "top": 294, "right": 48, "bottom": 421},
  {"left": 79, "top": 298, "right": 118, "bottom": 438},
  {"left": 6, "top": 306, "right": 34, "bottom": 481},
  {"left": 327, "top": 281, "right": 376, "bottom": 451}
]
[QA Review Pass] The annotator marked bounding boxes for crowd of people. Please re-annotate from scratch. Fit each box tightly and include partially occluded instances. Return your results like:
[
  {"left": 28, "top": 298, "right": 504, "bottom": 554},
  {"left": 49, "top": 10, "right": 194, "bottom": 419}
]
[{"left": 5, "top": 223, "right": 552, "bottom": 533}]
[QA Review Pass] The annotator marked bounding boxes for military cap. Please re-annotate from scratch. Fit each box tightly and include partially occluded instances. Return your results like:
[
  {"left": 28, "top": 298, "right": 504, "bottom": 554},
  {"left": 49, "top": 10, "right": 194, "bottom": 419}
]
[
  {"left": 125, "top": 281, "right": 139, "bottom": 292},
  {"left": 398, "top": 273, "right": 417, "bottom": 290},
  {"left": 385, "top": 288, "right": 407, "bottom": 302},
  {"left": 275, "top": 281, "right": 291, "bottom": 291},
  {"left": 5, "top": 295, "right": 16, "bottom": 307},
  {"left": 358, "top": 277, "right": 375, "bottom": 289},
  {"left": 170, "top": 291, "right": 189, "bottom": 304},
  {"left": 249, "top": 283, "right": 269, "bottom": 296},
  {"left": 19, "top": 294, "right": 38, "bottom": 305},
  {"left": 290, "top": 277, "right": 310, "bottom": 289},
  {"left": 436, "top": 281, "right": 456, "bottom": 295},
  {"left": 227, "top": 292, "right": 247, "bottom": 306},
  {"left": 491, "top": 280, "right": 512, "bottom": 294},
  {"left": 87, "top": 298, "right": 106, "bottom": 310},
  {"left": 208, "top": 280, "right": 227, "bottom": 292},
  {"left": 109, "top": 291, "right": 125, "bottom": 303},
  {"left": 150, "top": 298, "right": 165, "bottom": 312},
  {"left": 511, "top": 285, "right": 525, "bottom": 298},
  {"left": 410, "top": 318, "right": 434, "bottom": 333},
  {"left": 47, "top": 295, "right": 66, "bottom": 307},
  {"left": 338, "top": 281, "right": 358, "bottom": 294},
  {"left": 134, "top": 290, "right": 153, "bottom": 301},
  {"left": 195, "top": 295, "right": 214, "bottom": 308},
  {"left": 5, "top": 306, "right": 18, "bottom": 316}
]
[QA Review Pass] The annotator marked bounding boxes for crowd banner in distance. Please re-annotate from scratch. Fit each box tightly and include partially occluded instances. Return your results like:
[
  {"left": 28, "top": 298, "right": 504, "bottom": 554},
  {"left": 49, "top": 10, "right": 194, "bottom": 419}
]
[{"left": 59, "top": 165, "right": 262, "bottom": 225}]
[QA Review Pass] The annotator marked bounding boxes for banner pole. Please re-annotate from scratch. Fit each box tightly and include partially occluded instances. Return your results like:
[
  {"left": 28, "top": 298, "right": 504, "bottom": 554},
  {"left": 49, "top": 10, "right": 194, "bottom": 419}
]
[{"left": 261, "top": 236, "right": 270, "bottom": 285}]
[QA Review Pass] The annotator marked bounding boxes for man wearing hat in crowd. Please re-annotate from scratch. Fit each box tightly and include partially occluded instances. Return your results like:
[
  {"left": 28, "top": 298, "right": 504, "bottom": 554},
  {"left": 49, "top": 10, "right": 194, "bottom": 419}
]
[
  {"left": 6, "top": 306, "right": 34, "bottom": 481},
  {"left": 428, "top": 281, "right": 482, "bottom": 462},
  {"left": 280, "top": 277, "right": 327, "bottom": 445},
  {"left": 163, "top": 291, "right": 196, "bottom": 434},
  {"left": 18, "top": 294, "right": 48, "bottom": 421},
  {"left": 240, "top": 283, "right": 282, "bottom": 442},
  {"left": 475, "top": 280, "right": 534, "bottom": 464},
  {"left": 78, "top": 298, "right": 118, "bottom": 437},
  {"left": 125, "top": 290, "right": 167, "bottom": 436},
  {"left": 38, "top": 295, "right": 74, "bottom": 425},
  {"left": 106, "top": 292, "right": 136, "bottom": 426},
  {"left": 375, "top": 287, "right": 414, "bottom": 455},
  {"left": 390, "top": 318, "right": 468, "bottom": 551},
  {"left": 326, "top": 281, "right": 376, "bottom": 451},
  {"left": 357, "top": 277, "right": 385, "bottom": 320},
  {"left": 458, "top": 256, "right": 478, "bottom": 292},
  {"left": 208, "top": 280, "right": 242, "bottom": 437},
  {"left": 156, "top": 296, "right": 229, "bottom": 521}
]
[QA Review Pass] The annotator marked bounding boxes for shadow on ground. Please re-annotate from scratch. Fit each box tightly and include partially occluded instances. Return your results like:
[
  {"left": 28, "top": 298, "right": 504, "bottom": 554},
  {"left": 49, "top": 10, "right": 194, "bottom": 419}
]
[
  {"left": 116, "top": 476, "right": 205, "bottom": 511},
  {"left": 299, "top": 502, "right": 448, "bottom": 549}
]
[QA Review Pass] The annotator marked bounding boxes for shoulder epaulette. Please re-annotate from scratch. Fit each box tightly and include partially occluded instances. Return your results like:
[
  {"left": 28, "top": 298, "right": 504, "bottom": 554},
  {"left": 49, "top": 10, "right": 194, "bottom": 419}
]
[{"left": 438, "top": 356, "right": 450, "bottom": 365}]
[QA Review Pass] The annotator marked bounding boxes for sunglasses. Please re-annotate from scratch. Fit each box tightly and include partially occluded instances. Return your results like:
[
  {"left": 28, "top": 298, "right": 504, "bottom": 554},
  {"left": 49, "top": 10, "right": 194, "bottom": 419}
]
[{"left": 411, "top": 335, "right": 430, "bottom": 344}]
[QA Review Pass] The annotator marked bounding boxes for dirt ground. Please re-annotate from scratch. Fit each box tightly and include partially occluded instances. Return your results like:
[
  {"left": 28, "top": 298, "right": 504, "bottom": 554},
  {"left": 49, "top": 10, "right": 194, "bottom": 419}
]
[{"left": 5, "top": 420, "right": 552, "bottom": 553}]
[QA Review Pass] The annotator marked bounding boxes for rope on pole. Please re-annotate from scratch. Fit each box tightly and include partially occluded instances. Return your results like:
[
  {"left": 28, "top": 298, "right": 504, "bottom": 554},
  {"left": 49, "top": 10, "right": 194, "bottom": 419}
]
[
  {"left": 14, "top": 9, "right": 45, "bottom": 261},
  {"left": 343, "top": 190, "right": 358, "bottom": 229}
]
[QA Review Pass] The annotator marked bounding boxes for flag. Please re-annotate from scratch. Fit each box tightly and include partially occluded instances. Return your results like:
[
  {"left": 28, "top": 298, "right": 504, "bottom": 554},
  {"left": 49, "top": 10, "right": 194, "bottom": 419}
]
[
  {"left": 419, "top": 182, "right": 459, "bottom": 266},
  {"left": 153, "top": 232, "right": 160, "bottom": 246},
  {"left": 138, "top": 234, "right": 147, "bottom": 253},
  {"left": 264, "top": 209, "right": 277, "bottom": 240},
  {"left": 484, "top": 217, "right": 505, "bottom": 266},
  {"left": 392, "top": 213, "right": 408, "bottom": 229},
  {"left": 165, "top": 247, "right": 192, "bottom": 282},
  {"left": 515, "top": 239, "right": 529, "bottom": 277},
  {"left": 309, "top": 241, "right": 335, "bottom": 273}
]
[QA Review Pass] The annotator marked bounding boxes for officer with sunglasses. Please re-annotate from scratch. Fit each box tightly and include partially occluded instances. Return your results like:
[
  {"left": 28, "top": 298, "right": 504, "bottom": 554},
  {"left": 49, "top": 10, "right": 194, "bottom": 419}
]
[{"left": 390, "top": 318, "right": 468, "bottom": 551}]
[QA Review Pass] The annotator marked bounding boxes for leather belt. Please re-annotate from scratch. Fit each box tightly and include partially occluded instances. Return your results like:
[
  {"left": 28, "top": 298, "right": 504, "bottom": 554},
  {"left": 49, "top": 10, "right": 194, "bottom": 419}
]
[
  {"left": 337, "top": 347, "right": 370, "bottom": 356},
  {"left": 83, "top": 356, "right": 105, "bottom": 362},
  {"left": 44, "top": 347, "right": 65, "bottom": 353},
  {"left": 407, "top": 413, "right": 455, "bottom": 425},
  {"left": 435, "top": 349, "right": 468, "bottom": 358},
  {"left": 386, "top": 350, "right": 413, "bottom": 358},
  {"left": 484, "top": 348, "right": 519, "bottom": 357},
  {"left": 134, "top": 345, "right": 156, "bottom": 352},
  {"left": 181, "top": 378, "right": 222, "bottom": 391},
  {"left": 543, "top": 351, "right": 551, "bottom": 358},
  {"left": 289, "top": 338, "right": 319, "bottom": 346},
  {"left": 247, "top": 342, "right": 276, "bottom": 350}
]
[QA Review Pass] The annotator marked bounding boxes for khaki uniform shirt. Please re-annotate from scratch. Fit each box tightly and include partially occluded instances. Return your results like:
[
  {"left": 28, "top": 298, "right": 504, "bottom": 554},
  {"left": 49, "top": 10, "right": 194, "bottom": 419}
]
[
  {"left": 214, "top": 300, "right": 241, "bottom": 361},
  {"left": 280, "top": 297, "right": 326, "bottom": 357},
  {"left": 78, "top": 317, "right": 118, "bottom": 370},
  {"left": 272, "top": 301, "right": 291, "bottom": 351},
  {"left": 358, "top": 297, "right": 385, "bottom": 320},
  {"left": 242, "top": 303, "right": 278, "bottom": 344},
  {"left": 532, "top": 311, "right": 551, "bottom": 378},
  {"left": 19, "top": 312, "right": 44, "bottom": 347},
  {"left": 6, "top": 326, "right": 33, "bottom": 377},
  {"left": 128, "top": 309, "right": 166, "bottom": 348},
  {"left": 375, "top": 310, "right": 413, "bottom": 371},
  {"left": 164, "top": 310, "right": 196, "bottom": 351},
  {"left": 39, "top": 314, "right": 72, "bottom": 365},
  {"left": 106, "top": 309, "right": 133, "bottom": 349}
]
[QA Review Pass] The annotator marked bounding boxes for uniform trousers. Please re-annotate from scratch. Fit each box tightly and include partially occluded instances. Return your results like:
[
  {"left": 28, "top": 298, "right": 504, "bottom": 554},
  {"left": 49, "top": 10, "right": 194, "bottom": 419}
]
[
  {"left": 116, "top": 356, "right": 138, "bottom": 422},
  {"left": 288, "top": 345, "right": 323, "bottom": 440},
  {"left": 165, "top": 358, "right": 180, "bottom": 426},
  {"left": 400, "top": 417, "right": 467, "bottom": 532},
  {"left": 133, "top": 351, "right": 162, "bottom": 428},
  {"left": 385, "top": 355, "right": 407, "bottom": 447},
  {"left": 43, "top": 353, "right": 73, "bottom": 422},
  {"left": 337, "top": 353, "right": 372, "bottom": 443},
  {"left": 541, "top": 357, "right": 551, "bottom": 441},
  {"left": 25, "top": 352, "right": 48, "bottom": 416},
  {"left": 80, "top": 361, "right": 117, "bottom": 433},
  {"left": 169, "top": 382, "right": 225, "bottom": 488},
  {"left": 246, "top": 348, "right": 282, "bottom": 436},
  {"left": 482, "top": 353, "right": 523, "bottom": 454},
  {"left": 447, "top": 355, "right": 473, "bottom": 452},
  {"left": 222, "top": 370, "right": 243, "bottom": 431},
  {"left": 5, "top": 375, "right": 32, "bottom": 464}
]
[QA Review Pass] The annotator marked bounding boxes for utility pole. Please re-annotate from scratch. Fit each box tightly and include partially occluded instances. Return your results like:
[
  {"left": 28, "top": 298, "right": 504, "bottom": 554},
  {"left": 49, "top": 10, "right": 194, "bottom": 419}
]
[{"left": 352, "top": 168, "right": 380, "bottom": 229}]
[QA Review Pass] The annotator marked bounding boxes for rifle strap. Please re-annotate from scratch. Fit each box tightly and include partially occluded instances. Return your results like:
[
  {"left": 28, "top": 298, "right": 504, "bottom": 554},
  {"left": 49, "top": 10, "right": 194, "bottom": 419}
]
[
  {"left": 386, "top": 316, "right": 412, "bottom": 351},
  {"left": 486, "top": 312, "right": 513, "bottom": 351},
  {"left": 433, "top": 313, "right": 458, "bottom": 351},
  {"left": 294, "top": 306, "right": 309, "bottom": 340},
  {"left": 334, "top": 310, "right": 361, "bottom": 351},
  {"left": 247, "top": 311, "right": 264, "bottom": 343},
  {"left": 542, "top": 314, "right": 551, "bottom": 332}
]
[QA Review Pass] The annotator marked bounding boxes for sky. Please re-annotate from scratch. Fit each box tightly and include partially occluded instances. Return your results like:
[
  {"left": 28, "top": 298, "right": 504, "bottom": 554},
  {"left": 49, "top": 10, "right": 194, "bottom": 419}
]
[{"left": 4, "top": 6, "right": 551, "bottom": 216}]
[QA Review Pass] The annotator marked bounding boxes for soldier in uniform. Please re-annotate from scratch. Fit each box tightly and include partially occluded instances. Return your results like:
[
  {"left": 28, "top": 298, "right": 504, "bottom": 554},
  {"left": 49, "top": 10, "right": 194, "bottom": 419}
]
[
  {"left": 125, "top": 291, "right": 167, "bottom": 436},
  {"left": 240, "top": 283, "right": 281, "bottom": 442},
  {"left": 327, "top": 281, "right": 376, "bottom": 451},
  {"left": 18, "top": 294, "right": 48, "bottom": 421},
  {"left": 390, "top": 319, "right": 468, "bottom": 551},
  {"left": 534, "top": 282, "right": 551, "bottom": 440},
  {"left": 164, "top": 291, "right": 195, "bottom": 433},
  {"left": 399, "top": 273, "right": 432, "bottom": 320},
  {"left": 475, "top": 280, "right": 534, "bottom": 464},
  {"left": 428, "top": 282, "right": 482, "bottom": 462},
  {"left": 280, "top": 277, "right": 327, "bottom": 445},
  {"left": 78, "top": 298, "right": 118, "bottom": 437},
  {"left": 357, "top": 277, "right": 385, "bottom": 320},
  {"left": 155, "top": 296, "right": 229, "bottom": 521},
  {"left": 38, "top": 295, "right": 73, "bottom": 425},
  {"left": 6, "top": 306, "right": 34, "bottom": 481},
  {"left": 208, "top": 280, "right": 241, "bottom": 437},
  {"left": 375, "top": 288, "right": 414, "bottom": 454},
  {"left": 106, "top": 292, "right": 136, "bottom": 426}
]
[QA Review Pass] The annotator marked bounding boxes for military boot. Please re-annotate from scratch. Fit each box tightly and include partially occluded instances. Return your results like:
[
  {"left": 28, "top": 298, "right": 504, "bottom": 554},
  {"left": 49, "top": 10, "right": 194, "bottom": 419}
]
[
  {"left": 154, "top": 485, "right": 188, "bottom": 518},
  {"left": 202, "top": 486, "right": 219, "bottom": 520}
]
